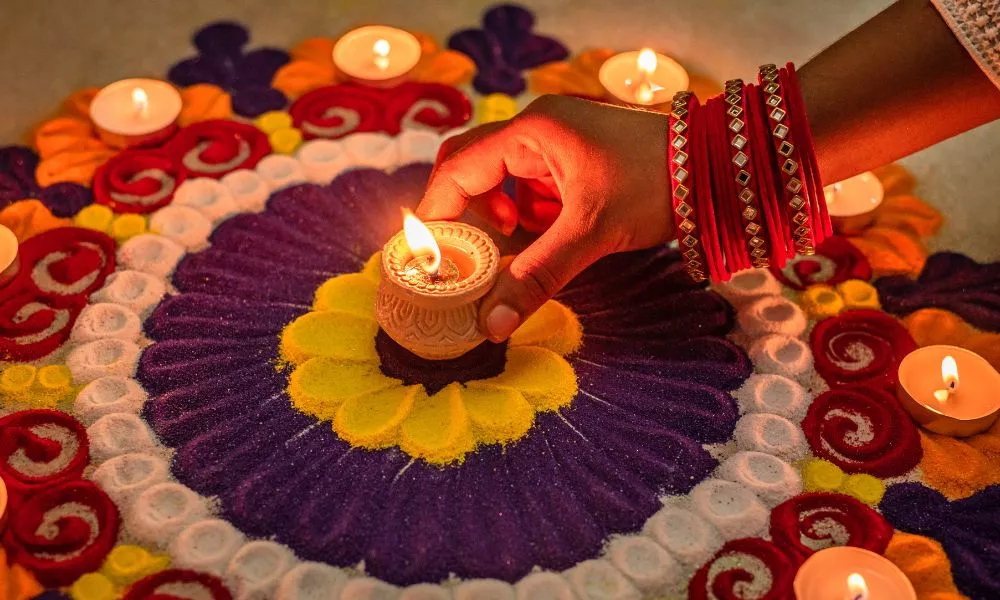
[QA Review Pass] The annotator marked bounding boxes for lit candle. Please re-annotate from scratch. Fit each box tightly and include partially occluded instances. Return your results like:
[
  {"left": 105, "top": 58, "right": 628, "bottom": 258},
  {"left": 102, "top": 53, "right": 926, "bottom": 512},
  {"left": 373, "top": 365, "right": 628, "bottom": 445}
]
[
  {"left": 793, "top": 546, "right": 915, "bottom": 600},
  {"left": 0, "top": 224, "right": 19, "bottom": 288},
  {"left": 824, "top": 172, "right": 884, "bottom": 234},
  {"left": 332, "top": 26, "right": 422, "bottom": 86},
  {"left": 598, "top": 48, "right": 688, "bottom": 106},
  {"left": 375, "top": 212, "right": 499, "bottom": 360},
  {"left": 897, "top": 345, "right": 1000, "bottom": 436},
  {"left": 89, "top": 78, "right": 182, "bottom": 148}
]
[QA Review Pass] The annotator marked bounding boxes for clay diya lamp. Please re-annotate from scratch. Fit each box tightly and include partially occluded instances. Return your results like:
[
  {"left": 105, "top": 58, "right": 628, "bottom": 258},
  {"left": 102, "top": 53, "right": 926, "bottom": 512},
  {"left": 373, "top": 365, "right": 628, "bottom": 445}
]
[{"left": 376, "top": 212, "right": 500, "bottom": 360}]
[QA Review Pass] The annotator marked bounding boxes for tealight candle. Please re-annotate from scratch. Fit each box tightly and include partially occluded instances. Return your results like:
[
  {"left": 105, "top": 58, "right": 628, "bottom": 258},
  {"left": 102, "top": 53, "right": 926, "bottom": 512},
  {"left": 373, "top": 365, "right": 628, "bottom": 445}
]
[
  {"left": 0, "top": 224, "right": 19, "bottom": 287},
  {"left": 824, "top": 172, "right": 884, "bottom": 234},
  {"left": 332, "top": 25, "right": 422, "bottom": 86},
  {"left": 89, "top": 78, "right": 182, "bottom": 148},
  {"left": 598, "top": 48, "right": 688, "bottom": 106},
  {"left": 793, "top": 546, "right": 915, "bottom": 600},
  {"left": 375, "top": 211, "right": 499, "bottom": 360},
  {"left": 897, "top": 345, "right": 1000, "bottom": 436}
]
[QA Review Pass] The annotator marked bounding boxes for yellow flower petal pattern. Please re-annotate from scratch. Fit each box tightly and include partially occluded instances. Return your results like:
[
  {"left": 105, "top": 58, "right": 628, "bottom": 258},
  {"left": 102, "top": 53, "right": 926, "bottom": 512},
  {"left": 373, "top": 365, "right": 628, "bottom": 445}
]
[
  {"left": 469, "top": 346, "right": 577, "bottom": 412},
  {"left": 283, "top": 266, "right": 581, "bottom": 464},
  {"left": 510, "top": 299, "right": 582, "bottom": 355},
  {"left": 313, "top": 273, "right": 378, "bottom": 317},
  {"left": 462, "top": 386, "right": 534, "bottom": 445},
  {"left": 280, "top": 310, "right": 379, "bottom": 364},
  {"left": 400, "top": 383, "right": 475, "bottom": 464},
  {"left": 336, "top": 385, "right": 419, "bottom": 449},
  {"left": 290, "top": 359, "right": 400, "bottom": 422}
]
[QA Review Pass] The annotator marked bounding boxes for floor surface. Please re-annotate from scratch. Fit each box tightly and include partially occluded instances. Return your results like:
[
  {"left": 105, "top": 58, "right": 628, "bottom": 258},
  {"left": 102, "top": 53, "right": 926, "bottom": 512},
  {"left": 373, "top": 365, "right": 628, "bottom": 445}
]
[{"left": 1, "top": 0, "right": 996, "bottom": 260}]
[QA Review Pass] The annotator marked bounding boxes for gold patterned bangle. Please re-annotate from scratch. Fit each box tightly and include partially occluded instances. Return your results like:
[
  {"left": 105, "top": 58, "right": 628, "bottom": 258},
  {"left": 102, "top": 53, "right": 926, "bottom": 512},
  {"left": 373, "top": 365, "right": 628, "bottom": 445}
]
[
  {"left": 723, "top": 79, "right": 769, "bottom": 268},
  {"left": 759, "top": 64, "right": 814, "bottom": 255},
  {"left": 669, "top": 90, "right": 706, "bottom": 282}
]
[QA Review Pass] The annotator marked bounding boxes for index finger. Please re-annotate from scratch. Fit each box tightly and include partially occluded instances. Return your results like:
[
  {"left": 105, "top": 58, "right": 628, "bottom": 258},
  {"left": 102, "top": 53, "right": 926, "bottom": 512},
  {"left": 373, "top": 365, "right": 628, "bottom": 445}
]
[{"left": 416, "top": 121, "right": 516, "bottom": 221}]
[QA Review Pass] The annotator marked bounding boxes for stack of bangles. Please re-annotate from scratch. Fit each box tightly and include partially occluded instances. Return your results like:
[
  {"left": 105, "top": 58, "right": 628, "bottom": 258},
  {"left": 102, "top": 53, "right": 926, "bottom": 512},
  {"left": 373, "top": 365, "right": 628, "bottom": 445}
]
[{"left": 668, "top": 62, "right": 832, "bottom": 283}]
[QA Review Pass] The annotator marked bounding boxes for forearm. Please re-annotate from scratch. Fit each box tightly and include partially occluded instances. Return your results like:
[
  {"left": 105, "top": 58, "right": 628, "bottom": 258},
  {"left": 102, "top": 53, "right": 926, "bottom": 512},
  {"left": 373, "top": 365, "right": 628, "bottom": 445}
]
[{"left": 799, "top": 0, "right": 1000, "bottom": 184}]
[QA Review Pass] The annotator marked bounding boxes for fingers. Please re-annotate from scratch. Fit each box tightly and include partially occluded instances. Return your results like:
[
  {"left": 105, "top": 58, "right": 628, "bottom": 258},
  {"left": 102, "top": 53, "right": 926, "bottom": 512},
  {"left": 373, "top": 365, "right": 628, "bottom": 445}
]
[
  {"left": 468, "top": 188, "right": 519, "bottom": 236},
  {"left": 478, "top": 213, "right": 606, "bottom": 342},
  {"left": 417, "top": 122, "right": 514, "bottom": 221}
]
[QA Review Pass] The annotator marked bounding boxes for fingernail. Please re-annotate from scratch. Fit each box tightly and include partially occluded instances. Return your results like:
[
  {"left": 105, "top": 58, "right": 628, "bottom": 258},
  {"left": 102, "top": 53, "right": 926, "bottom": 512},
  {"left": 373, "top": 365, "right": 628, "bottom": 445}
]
[{"left": 486, "top": 304, "right": 521, "bottom": 341}]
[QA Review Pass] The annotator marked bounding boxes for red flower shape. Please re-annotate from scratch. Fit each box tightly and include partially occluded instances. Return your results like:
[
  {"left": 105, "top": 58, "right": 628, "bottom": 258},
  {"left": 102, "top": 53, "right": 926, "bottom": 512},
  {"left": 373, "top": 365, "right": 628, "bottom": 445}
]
[
  {"left": 801, "top": 386, "right": 922, "bottom": 477},
  {"left": 811, "top": 308, "right": 917, "bottom": 391},
  {"left": 0, "top": 291, "right": 85, "bottom": 360},
  {"left": 771, "top": 236, "right": 872, "bottom": 291},
  {"left": 689, "top": 538, "right": 795, "bottom": 600},
  {"left": 0, "top": 409, "right": 89, "bottom": 506},
  {"left": 3, "top": 479, "right": 119, "bottom": 587},
  {"left": 164, "top": 119, "right": 271, "bottom": 179},
  {"left": 770, "top": 492, "right": 893, "bottom": 562},
  {"left": 93, "top": 149, "right": 186, "bottom": 214},
  {"left": 123, "top": 569, "right": 233, "bottom": 600},
  {"left": 289, "top": 82, "right": 471, "bottom": 140}
]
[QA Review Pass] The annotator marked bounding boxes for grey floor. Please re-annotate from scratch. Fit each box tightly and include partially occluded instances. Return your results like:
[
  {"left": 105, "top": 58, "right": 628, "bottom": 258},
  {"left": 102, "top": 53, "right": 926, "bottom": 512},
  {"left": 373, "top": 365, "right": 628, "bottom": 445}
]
[{"left": 1, "top": 0, "right": 997, "bottom": 261}]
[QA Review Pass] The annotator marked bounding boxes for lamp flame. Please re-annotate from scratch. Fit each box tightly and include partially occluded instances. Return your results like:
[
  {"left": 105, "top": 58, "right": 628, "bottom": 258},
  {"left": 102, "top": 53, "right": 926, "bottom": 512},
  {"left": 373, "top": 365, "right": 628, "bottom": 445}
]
[
  {"left": 637, "top": 48, "right": 658, "bottom": 74},
  {"left": 402, "top": 209, "right": 441, "bottom": 275},
  {"left": 847, "top": 573, "right": 868, "bottom": 600},
  {"left": 132, "top": 87, "right": 149, "bottom": 119},
  {"left": 942, "top": 355, "right": 959, "bottom": 391},
  {"left": 373, "top": 38, "right": 391, "bottom": 71}
]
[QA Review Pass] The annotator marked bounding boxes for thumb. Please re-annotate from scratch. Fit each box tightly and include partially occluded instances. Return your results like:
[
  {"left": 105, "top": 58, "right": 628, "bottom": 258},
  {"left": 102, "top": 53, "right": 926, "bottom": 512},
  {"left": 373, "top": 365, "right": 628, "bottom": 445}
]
[{"left": 478, "top": 214, "right": 605, "bottom": 342}]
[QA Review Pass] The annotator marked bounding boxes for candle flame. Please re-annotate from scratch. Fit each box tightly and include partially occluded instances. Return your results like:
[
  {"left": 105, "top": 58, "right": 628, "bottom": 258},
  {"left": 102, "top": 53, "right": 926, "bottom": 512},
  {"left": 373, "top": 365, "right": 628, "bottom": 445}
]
[
  {"left": 942, "top": 355, "right": 959, "bottom": 391},
  {"left": 847, "top": 573, "right": 868, "bottom": 600},
  {"left": 373, "top": 38, "right": 391, "bottom": 71},
  {"left": 637, "top": 48, "right": 658, "bottom": 74},
  {"left": 402, "top": 209, "right": 441, "bottom": 275},
  {"left": 132, "top": 87, "right": 150, "bottom": 119}
]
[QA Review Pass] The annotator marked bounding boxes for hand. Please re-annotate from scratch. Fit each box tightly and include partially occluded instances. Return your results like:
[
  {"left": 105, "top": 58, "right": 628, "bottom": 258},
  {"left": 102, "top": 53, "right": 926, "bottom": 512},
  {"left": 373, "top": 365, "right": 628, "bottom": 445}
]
[{"left": 416, "top": 94, "right": 675, "bottom": 342}]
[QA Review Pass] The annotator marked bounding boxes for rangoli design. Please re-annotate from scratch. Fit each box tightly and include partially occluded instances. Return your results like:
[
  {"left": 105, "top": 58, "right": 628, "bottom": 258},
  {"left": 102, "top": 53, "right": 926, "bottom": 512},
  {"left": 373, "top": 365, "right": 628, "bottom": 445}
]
[{"left": 0, "top": 6, "right": 996, "bottom": 600}]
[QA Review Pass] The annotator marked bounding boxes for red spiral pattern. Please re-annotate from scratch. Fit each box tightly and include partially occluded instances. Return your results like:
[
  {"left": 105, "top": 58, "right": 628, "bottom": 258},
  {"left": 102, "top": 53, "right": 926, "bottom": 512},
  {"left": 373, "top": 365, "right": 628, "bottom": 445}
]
[
  {"left": 0, "top": 227, "right": 115, "bottom": 359},
  {"left": 123, "top": 569, "right": 233, "bottom": 600},
  {"left": 771, "top": 236, "right": 871, "bottom": 291},
  {"left": 770, "top": 492, "right": 893, "bottom": 562},
  {"left": 4, "top": 479, "right": 120, "bottom": 587},
  {"left": 164, "top": 119, "right": 271, "bottom": 179},
  {"left": 689, "top": 538, "right": 795, "bottom": 600},
  {"left": 290, "top": 84, "right": 384, "bottom": 140},
  {"left": 290, "top": 82, "right": 472, "bottom": 140},
  {"left": 810, "top": 308, "right": 917, "bottom": 391},
  {"left": 0, "top": 409, "right": 89, "bottom": 504},
  {"left": 93, "top": 149, "right": 186, "bottom": 214},
  {"left": 801, "top": 385, "right": 922, "bottom": 477},
  {"left": 0, "top": 291, "right": 85, "bottom": 360}
]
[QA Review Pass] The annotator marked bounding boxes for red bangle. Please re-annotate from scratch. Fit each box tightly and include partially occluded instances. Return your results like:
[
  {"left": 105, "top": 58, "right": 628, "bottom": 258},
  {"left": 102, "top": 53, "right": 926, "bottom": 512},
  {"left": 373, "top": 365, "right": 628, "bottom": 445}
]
[
  {"left": 745, "top": 82, "right": 789, "bottom": 267},
  {"left": 723, "top": 79, "right": 770, "bottom": 268},
  {"left": 759, "top": 64, "right": 815, "bottom": 255},
  {"left": 689, "top": 95, "right": 727, "bottom": 282},
  {"left": 668, "top": 92, "right": 707, "bottom": 282},
  {"left": 783, "top": 63, "right": 831, "bottom": 240},
  {"left": 705, "top": 95, "right": 741, "bottom": 277}
]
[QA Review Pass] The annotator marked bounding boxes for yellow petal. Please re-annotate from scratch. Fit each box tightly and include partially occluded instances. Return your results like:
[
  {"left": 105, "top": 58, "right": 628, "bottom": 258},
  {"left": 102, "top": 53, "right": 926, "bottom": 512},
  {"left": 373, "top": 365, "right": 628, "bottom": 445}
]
[
  {"left": 510, "top": 300, "right": 582, "bottom": 355},
  {"left": 335, "top": 385, "right": 419, "bottom": 449},
  {"left": 313, "top": 273, "right": 378, "bottom": 317},
  {"left": 289, "top": 358, "right": 400, "bottom": 421},
  {"left": 400, "top": 383, "right": 475, "bottom": 464},
  {"left": 362, "top": 252, "right": 382, "bottom": 283},
  {"left": 469, "top": 346, "right": 577, "bottom": 412},
  {"left": 462, "top": 385, "right": 534, "bottom": 445},
  {"left": 280, "top": 310, "right": 378, "bottom": 364}
]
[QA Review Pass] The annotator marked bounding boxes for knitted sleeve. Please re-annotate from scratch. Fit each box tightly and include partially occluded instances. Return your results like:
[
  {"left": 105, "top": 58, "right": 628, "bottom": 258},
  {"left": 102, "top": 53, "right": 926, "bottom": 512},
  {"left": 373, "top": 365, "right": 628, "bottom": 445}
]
[{"left": 931, "top": 0, "right": 1000, "bottom": 89}]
